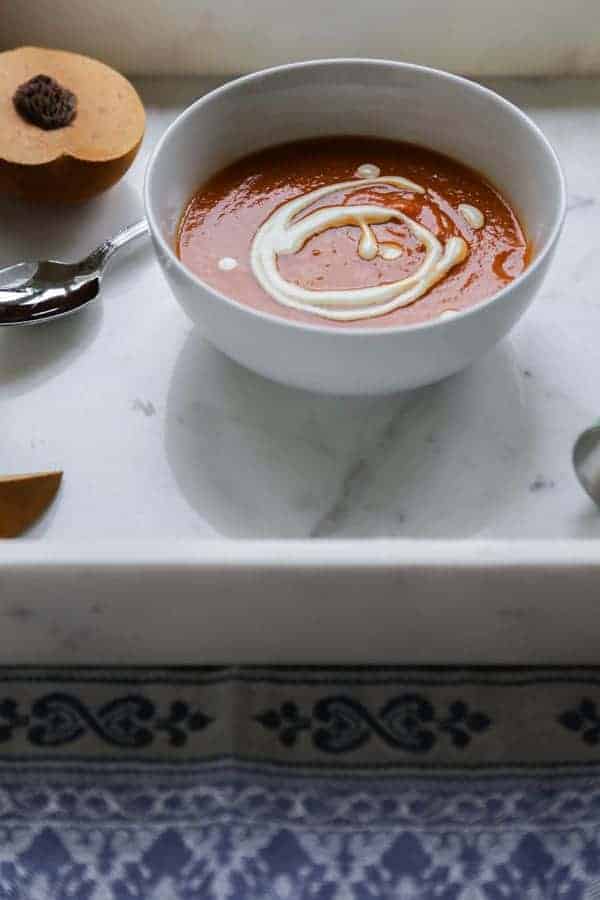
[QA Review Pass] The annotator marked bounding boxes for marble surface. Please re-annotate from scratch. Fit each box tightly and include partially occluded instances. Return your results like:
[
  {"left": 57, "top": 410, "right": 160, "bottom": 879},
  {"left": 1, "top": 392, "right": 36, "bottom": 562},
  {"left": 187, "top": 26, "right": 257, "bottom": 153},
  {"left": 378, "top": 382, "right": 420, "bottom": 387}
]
[{"left": 2, "top": 76, "right": 600, "bottom": 542}]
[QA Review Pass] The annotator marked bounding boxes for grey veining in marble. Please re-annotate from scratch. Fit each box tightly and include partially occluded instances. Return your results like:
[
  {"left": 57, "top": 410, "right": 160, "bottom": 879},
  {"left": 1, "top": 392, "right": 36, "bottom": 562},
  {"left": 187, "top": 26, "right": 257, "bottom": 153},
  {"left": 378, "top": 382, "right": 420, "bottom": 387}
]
[{"left": 1, "top": 76, "right": 600, "bottom": 541}]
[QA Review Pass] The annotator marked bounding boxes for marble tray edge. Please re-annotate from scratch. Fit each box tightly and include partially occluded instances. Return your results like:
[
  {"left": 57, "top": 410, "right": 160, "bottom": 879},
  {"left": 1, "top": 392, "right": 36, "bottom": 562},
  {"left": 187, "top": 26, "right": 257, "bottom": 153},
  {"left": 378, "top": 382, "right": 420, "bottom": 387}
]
[
  {"left": 2, "top": 537, "right": 600, "bottom": 567},
  {"left": 1, "top": 539, "right": 598, "bottom": 662}
]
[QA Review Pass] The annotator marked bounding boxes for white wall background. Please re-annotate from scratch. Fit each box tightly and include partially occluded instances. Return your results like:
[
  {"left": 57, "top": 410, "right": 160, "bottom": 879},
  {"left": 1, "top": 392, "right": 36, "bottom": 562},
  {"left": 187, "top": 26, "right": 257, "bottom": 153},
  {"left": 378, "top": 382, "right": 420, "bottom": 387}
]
[{"left": 2, "top": 0, "right": 600, "bottom": 76}]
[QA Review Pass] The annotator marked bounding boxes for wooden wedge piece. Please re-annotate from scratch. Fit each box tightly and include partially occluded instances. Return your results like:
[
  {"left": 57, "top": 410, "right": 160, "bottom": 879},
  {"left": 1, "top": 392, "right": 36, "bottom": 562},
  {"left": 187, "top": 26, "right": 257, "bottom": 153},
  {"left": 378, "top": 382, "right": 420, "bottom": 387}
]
[{"left": 0, "top": 471, "right": 62, "bottom": 537}]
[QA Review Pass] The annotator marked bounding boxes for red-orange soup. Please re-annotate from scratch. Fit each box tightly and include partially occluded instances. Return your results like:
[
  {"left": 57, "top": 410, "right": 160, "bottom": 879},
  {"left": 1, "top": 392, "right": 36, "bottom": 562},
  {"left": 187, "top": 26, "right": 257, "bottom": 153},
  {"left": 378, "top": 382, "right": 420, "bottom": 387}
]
[{"left": 177, "top": 137, "right": 529, "bottom": 327}]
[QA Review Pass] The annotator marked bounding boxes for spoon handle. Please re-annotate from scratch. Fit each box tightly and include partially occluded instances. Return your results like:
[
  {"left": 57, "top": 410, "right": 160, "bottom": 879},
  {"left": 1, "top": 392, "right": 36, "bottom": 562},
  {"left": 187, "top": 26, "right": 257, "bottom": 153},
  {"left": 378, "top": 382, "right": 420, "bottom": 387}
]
[
  {"left": 81, "top": 219, "right": 150, "bottom": 272},
  {"left": 107, "top": 219, "right": 150, "bottom": 253}
]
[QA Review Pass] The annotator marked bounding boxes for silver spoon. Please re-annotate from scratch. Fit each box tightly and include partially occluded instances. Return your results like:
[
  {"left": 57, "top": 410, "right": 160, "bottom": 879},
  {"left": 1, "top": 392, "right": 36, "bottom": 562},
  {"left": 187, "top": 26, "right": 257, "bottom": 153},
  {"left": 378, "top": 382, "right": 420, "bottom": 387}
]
[
  {"left": 0, "top": 219, "right": 149, "bottom": 325},
  {"left": 573, "top": 420, "right": 600, "bottom": 506}
]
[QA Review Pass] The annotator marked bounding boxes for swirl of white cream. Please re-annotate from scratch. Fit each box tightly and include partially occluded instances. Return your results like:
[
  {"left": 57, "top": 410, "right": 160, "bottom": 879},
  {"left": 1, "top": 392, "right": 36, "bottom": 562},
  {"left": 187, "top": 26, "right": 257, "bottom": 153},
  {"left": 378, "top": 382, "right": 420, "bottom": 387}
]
[{"left": 250, "top": 176, "right": 468, "bottom": 322}]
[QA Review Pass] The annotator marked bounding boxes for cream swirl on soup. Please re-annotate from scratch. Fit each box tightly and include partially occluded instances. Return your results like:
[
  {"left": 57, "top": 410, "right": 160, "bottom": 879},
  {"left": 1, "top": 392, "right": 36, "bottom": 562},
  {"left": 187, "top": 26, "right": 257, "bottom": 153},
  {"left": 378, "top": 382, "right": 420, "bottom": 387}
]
[{"left": 250, "top": 174, "right": 475, "bottom": 322}]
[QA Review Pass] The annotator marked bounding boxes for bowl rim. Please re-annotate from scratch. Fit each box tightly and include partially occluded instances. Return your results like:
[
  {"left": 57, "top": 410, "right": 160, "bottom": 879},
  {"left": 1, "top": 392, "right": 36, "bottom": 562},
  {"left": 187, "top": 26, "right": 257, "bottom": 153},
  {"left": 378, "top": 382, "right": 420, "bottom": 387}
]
[{"left": 144, "top": 57, "right": 567, "bottom": 338}]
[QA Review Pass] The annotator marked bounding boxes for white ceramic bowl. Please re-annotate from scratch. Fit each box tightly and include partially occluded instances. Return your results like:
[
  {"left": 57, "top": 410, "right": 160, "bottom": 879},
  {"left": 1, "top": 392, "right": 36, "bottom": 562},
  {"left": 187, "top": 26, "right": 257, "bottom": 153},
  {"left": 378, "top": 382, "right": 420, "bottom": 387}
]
[{"left": 145, "top": 59, "right": 565, "bottom": 395}]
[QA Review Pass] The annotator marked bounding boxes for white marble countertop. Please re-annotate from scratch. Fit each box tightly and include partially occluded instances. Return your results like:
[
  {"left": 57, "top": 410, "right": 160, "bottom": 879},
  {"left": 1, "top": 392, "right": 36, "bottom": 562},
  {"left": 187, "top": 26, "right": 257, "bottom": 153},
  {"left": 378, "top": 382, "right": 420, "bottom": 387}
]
[
  {"left": 1, "top": 76, "right": 600, "bottom": 663},
  {"left": 3, "top": 76, "right": 600, "bottom": 543}
]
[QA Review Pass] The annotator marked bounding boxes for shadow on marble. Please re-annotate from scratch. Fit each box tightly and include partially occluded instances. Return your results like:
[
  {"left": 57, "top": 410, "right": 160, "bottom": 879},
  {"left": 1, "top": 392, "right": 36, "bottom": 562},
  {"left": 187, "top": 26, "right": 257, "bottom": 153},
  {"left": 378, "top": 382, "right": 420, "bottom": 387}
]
[
  {"left": 165, "top": 329, "right": 539, "bottom": 538},
  {"left": 0, "top": 181, "right": 147, "bottom": 397},
  {"left": 134, "top": 76, "right": 226, "bottom": 110},
  {"left": 0, "top": 180, "right": 143, "bottom": 266},
  {"left": 0, "top": 305, "right": 103, "bottom": 397},
  {"left": 482, "top": 78, "right": 600, "bottom": 111},
  {"left": 570, "top": 506, "right": 600, "bottom": 538}
]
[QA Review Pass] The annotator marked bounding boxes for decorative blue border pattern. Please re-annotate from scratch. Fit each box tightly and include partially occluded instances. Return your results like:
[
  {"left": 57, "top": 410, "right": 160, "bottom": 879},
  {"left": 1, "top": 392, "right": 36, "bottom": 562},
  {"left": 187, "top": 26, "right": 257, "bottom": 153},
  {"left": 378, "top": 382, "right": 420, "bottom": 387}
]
[
  {"left": 0, "top": 693, "right": 213, "bottom": 748},
  {"left": 0, "top": 667, "right": 598, "bottom": 898},
  {"left": 0, "top": 770, "right": 600, "bottom": 899},
  {"left": 255, "top": 695, "right": 491, "bottom": 751}
]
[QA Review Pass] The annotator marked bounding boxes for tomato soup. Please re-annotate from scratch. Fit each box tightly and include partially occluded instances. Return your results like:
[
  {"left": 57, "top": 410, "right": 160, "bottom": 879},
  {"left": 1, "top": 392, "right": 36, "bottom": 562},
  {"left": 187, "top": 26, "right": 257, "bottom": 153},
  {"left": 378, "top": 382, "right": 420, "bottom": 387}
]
[{"left": 177, "top": 137, "right": 529, "bottom": 327}]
